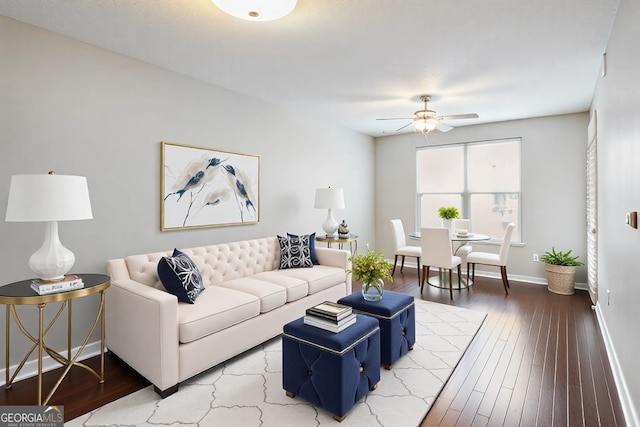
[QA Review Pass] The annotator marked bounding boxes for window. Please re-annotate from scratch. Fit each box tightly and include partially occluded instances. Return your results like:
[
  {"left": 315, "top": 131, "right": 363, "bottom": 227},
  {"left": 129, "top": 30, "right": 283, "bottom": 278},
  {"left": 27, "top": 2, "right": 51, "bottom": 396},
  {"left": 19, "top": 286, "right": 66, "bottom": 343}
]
[{"left": 416, "top": 138, "right": 521, "bottom": 241}]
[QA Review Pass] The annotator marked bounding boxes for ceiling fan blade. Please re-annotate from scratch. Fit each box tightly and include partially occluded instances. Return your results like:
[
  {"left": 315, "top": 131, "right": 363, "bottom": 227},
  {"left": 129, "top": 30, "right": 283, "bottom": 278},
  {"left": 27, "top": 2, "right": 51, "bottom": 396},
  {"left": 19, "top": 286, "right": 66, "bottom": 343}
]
[
  {"left": 439, "top": 113, "right": 479, "bottom": 121},
  {"left": 395, "top": 122, "right": 414, "bottom": 131},
  {"left": 376, "top": 117, "right": 413, "bottom": 121},
  {"left": 435, "top": 122, "right": 453, "bottom": 132}
]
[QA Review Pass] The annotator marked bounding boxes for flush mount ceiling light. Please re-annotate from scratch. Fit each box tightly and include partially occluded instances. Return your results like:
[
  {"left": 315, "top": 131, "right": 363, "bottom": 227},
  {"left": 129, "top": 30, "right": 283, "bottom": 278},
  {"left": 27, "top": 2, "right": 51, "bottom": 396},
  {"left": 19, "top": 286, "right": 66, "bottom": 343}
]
[{"left": 212, "top": 0, "right": 297, "bottom": 21}]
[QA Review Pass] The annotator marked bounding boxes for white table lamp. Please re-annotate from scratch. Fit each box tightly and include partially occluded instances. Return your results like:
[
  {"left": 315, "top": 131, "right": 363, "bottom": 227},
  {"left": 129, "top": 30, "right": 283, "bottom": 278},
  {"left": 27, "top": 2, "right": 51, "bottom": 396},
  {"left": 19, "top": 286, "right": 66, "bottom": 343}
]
[
  {"left": 5, "top": 172, "right": 93, "bottom": 281},
  {"left": 314, "top": 187, "right": 345, "bottom": 238}
]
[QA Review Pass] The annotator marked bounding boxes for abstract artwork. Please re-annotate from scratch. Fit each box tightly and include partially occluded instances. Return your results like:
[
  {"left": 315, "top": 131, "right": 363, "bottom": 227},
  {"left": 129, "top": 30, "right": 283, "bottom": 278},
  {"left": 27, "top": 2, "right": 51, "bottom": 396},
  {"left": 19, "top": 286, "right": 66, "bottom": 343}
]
[{"left": 161, "top": 141, "right": 260, "bottom": 230}]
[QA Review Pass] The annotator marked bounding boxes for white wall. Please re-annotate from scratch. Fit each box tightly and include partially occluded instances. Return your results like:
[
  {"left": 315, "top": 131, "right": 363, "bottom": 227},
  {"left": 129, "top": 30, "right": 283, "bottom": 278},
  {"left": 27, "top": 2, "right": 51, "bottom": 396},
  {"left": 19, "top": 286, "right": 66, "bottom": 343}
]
[
  {"left": 0, "top": 16, "right": 375, "bottom": 371},
  {"left": 591, "top": 0, "right": 640, "bottom": 424},
  {"left": 375, "top": 113, "right": 589, "bottom": 282}
]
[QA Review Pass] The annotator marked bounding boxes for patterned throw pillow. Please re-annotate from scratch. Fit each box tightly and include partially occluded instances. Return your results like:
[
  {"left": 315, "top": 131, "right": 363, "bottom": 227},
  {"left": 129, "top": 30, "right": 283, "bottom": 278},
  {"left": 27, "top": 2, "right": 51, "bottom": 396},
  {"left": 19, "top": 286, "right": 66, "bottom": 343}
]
[
  {"left": 157, "top": 249, "right": 205, "bottom": 304},
  {"left": 287, "top": 232, "right": 319, "bottom": 265},
  {"left": 278, "top": 235, "right": 314, "bottom": 269}
]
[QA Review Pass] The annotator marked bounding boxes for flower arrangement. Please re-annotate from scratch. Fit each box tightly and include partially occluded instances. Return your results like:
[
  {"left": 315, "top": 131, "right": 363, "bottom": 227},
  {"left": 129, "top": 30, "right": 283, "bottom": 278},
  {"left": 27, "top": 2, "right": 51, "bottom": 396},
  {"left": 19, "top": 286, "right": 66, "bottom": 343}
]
[
  {"left": 348, "top": 246, "right": 393, "bottom": 287},
  {"left": 437, "top": 206, "right": 460, "bottom": 220}
]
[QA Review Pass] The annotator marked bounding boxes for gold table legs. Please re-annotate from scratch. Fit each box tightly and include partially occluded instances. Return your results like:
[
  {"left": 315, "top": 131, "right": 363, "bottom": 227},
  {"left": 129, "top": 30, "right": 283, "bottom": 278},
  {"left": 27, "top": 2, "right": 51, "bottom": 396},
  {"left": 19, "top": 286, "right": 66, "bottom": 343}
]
[{"left": 4, "top": 291, "right": 107, "bottom": 405}]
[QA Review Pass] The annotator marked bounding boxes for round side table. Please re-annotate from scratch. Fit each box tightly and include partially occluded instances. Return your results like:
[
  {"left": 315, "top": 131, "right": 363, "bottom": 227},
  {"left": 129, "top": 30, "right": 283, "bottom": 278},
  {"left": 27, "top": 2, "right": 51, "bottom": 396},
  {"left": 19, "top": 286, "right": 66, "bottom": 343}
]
[{"left": 0, "top": 273, "right": 110, "bottom": 405}]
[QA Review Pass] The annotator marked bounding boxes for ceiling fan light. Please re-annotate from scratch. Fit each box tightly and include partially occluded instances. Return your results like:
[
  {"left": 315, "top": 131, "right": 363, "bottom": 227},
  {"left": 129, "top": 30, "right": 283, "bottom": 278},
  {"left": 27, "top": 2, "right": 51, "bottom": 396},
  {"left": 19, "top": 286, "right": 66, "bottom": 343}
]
[
  {"left": 212, "top": 0, "right": 297, "bottom": 21},
  {"left": 414, "top": 117, "right": 438, "bottom": 132}
]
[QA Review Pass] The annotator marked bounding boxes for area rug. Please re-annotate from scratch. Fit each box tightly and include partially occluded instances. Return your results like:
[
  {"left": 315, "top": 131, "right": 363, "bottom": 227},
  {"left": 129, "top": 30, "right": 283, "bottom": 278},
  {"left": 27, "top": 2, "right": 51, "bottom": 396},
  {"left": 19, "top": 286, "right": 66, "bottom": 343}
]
[{"left": 66, "top": 300, "right": 486, "bottom": 427}]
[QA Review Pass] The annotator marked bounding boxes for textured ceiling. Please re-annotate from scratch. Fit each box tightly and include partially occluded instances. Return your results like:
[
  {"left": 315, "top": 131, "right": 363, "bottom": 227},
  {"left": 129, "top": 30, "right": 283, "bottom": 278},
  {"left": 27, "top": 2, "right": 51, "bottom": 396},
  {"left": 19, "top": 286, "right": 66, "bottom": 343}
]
[{"left": 0, "top": 0, "right": 620, "bottom": 137}]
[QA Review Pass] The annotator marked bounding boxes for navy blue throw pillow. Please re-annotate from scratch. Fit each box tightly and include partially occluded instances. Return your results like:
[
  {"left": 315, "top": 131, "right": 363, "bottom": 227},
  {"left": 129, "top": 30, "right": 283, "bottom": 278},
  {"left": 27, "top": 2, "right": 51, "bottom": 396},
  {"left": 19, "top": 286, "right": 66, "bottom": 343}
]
[
  {"left": 287, "top": 232, "right": 319, "bottom": 265},
  {"left": 157, "top": 249, "right": 205, "bottom": 304}
]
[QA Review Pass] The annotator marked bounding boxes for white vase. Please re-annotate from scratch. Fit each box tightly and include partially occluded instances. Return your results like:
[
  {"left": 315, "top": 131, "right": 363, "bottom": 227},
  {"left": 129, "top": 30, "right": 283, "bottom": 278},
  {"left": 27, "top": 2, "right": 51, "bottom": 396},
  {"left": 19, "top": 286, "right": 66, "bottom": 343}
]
[{"left": 441, "top": 218, "right": 454, "bottom": 236}]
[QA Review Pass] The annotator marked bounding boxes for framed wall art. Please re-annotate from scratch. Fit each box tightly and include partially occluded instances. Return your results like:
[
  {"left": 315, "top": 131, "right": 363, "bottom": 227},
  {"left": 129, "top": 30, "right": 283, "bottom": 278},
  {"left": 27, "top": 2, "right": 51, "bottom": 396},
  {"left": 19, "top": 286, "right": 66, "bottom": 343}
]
[{"left": 161, "top": 141, "right": 260, "bottom": 231}]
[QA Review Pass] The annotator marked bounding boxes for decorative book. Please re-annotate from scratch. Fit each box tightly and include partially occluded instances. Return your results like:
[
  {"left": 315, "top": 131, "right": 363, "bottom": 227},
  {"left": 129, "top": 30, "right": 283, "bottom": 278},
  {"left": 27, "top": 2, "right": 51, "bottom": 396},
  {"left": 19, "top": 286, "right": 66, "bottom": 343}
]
[
  {"left": 306, "top": 301, "right": 352, "bottom": 321},
  {"left": 303, "top": 313, "right": 357, "bottom": 333},
  {"left": 31, "top": 274, "right": 84, "bottom": 295}
]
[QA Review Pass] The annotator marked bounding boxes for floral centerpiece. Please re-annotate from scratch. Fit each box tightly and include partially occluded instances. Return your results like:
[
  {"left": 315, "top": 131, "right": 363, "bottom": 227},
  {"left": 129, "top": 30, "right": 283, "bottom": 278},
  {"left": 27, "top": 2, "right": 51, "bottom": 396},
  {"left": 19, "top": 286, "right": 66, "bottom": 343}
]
[{"left": 348, "top": 246, "right": 393, "bottom": 301}]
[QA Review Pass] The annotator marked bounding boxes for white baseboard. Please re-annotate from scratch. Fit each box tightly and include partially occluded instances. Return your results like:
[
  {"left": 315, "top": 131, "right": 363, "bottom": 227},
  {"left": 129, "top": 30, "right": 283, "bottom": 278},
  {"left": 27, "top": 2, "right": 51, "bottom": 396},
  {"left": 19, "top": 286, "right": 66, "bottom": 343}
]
[
  {"left": 0, "top": 341, "right": 104, "bottom": 388},
  {"left": 595, "top": 303, "right": 639, "bottom": 427}
]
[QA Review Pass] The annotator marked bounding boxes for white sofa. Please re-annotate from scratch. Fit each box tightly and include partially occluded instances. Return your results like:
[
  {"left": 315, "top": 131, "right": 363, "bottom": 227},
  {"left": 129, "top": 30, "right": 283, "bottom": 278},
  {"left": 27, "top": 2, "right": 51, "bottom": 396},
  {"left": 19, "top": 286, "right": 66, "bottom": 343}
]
[{"left": 105, "top": 236, "right": 351, "bottom": 397}]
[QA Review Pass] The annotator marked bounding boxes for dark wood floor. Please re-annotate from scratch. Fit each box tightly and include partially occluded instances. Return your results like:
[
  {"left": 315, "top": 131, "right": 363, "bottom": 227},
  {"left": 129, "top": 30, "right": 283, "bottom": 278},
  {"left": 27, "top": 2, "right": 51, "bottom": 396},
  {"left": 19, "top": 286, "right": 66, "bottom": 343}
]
[{"left": 0, "top": 270, "right": 626, "bottom": 426}]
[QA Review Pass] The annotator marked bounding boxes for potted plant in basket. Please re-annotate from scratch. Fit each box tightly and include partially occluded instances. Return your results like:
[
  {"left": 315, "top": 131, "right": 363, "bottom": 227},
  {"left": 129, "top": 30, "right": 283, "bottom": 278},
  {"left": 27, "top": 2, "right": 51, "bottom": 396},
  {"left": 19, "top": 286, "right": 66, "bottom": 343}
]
[
  {"left": 540, "top": 247, "right": 584, "bottom": 295},
  {"left": 438, "top": 206, "right": 460, "bottom": 234},
  {"left": 348, "top": 246, "right": 393, "bottom": 302}
]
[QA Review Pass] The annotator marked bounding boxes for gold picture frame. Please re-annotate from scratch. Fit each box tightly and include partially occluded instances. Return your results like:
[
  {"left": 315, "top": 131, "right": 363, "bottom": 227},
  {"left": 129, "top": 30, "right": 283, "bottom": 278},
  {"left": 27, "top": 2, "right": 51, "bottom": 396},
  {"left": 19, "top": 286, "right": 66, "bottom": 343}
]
[{"left": 161, "top": 141, "right": 260, "bottom": 231}]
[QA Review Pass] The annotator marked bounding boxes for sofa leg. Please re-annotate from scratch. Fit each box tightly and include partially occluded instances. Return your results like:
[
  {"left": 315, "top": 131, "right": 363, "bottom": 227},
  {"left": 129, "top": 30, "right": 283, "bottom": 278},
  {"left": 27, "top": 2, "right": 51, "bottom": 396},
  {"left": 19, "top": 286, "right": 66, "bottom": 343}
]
[{"left": 154, "top": 383, "right": 179, "bottom": 398}]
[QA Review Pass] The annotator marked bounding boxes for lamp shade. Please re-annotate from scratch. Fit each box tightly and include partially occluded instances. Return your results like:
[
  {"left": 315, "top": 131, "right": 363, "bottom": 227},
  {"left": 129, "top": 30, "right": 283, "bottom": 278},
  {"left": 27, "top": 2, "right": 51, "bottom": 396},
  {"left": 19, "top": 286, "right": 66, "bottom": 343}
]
[
  {"left": 6, "top": 173, "right": 93, "bottom": 222},
  {"left": 212, "top": 0, "right": 297, "bottom": 21},
  {"left": 314, "top": 188, "right": 345, "bottom": 210}
]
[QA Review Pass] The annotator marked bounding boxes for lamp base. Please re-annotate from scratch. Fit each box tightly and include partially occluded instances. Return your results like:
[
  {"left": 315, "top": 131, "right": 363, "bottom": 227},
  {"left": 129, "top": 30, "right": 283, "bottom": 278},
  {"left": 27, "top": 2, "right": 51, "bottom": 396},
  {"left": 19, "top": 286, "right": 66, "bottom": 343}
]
[
  {"left": 29, "top": 221, "right": 76, "bottom": 281},
  {"left": 322, "top": 209, "right": 339, "bottom": 238}
]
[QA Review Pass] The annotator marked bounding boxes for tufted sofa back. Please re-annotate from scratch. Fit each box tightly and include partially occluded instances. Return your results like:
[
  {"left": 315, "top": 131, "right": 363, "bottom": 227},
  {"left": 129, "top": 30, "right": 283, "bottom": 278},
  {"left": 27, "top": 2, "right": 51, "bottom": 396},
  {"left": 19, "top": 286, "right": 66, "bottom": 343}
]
[{"left": 119, "top": 237, "right": 280, "bottom": 290}]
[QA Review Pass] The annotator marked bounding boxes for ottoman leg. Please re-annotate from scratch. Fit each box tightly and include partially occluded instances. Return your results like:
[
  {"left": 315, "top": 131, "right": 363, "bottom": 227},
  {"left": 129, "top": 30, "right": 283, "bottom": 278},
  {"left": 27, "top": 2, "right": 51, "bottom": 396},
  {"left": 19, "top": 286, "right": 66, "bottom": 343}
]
[
  {"left": 285, "top": 391, "right": 295, "bottom": 398},
  {"left": 333, "top": 414, "right": 347, "bottom": 422},
  {"left": 383, "top": 364, "right": 392, "bottom": 370},
  {"left": 370, "top": 383, "right": 378, "bottom": 391}
]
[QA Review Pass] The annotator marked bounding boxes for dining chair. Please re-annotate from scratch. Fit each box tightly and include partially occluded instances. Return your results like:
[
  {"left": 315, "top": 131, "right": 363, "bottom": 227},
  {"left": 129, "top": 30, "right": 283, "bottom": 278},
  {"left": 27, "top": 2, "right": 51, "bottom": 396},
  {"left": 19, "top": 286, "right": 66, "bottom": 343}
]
[
  {"left": 453, "top": 218, "right": 472, "bottom": 271},
  {"left": 390, "top": 219, "right": 422, "bottom": 284},
  {"left": 420, "top": 227, "right": 461, "bottom": 299},
  {"left": 466, "top": 223, "right": 516, "bottom": 295}
]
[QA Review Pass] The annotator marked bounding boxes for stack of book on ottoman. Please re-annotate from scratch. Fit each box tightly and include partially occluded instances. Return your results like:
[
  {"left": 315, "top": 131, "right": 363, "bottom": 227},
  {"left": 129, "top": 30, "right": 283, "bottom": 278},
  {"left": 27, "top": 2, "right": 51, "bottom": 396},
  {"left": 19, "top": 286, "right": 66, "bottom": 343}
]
[{"left": 304, "top": 301, "right": 356, "bottom": 333}]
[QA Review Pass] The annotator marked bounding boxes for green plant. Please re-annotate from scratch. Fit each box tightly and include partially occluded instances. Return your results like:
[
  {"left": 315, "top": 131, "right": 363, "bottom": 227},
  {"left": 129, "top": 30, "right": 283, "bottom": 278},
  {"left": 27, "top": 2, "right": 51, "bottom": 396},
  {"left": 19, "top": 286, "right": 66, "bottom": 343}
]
[
  {"left": 437, "top": 206, "right": 460, "bottom": 220},
  {"left": 348, "top": 246, "right": 394, "bottom": 285},
  {"left": 540, "top": 247, "right": 584, "bottom": 266}
]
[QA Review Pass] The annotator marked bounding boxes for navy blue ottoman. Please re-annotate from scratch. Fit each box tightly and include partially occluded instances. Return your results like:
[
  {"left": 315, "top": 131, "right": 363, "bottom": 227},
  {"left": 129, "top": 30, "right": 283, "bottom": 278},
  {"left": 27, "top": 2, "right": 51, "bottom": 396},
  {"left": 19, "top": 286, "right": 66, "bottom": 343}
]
[
  {"left": 338, "top": 291, "right": 415, "bottom": 369},
  {"left": 282, "top": 314, "right": 380, "bottom": 421}
]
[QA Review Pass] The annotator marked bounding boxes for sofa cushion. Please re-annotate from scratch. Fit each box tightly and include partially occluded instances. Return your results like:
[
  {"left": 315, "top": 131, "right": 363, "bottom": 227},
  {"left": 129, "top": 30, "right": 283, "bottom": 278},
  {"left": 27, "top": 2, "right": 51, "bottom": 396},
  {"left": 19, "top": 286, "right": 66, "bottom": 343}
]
[
  {"left": 273, "top": 265, "right": 346, "bottom": 294},
  {"left": 178, "top": 286, "right": 260, "bottom": 344},
  {"left": 157, "top": 249, "right": 205, "bottom": 303},
  {"left": 252, "top": 271, "right": 309, "bottom": 302},
  {"left": 219, "top": 278, "right": 287, "bottom": 313},
  {"left": 277, "top": 235, "right": 313, "bottom": 269},
  {"left": 287, "top": 232, "right": 319, "bottom": 265}
]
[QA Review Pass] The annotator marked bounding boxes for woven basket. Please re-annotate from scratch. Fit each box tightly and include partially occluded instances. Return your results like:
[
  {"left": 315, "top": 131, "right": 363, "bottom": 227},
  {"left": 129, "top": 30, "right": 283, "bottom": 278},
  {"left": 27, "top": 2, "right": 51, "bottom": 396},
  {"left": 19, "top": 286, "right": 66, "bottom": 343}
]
[{"left": 545, "top": 264, "right": 576, "bottom": 295}]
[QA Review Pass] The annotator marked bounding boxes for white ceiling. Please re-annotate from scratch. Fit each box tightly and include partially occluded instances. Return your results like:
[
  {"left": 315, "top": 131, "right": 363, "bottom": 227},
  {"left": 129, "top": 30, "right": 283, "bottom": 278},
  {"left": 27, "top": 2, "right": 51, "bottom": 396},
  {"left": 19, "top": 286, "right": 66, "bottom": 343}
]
[{"left": 0, "top": 0, "right": 620, "bottom": 137}]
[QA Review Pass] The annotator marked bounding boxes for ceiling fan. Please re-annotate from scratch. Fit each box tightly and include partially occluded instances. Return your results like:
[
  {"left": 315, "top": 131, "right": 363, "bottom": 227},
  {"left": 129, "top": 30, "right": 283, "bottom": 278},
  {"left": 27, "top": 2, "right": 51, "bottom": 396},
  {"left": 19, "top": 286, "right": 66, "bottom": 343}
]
[{"left": 377, "top": 95, "right": 479, "bottom": 134}]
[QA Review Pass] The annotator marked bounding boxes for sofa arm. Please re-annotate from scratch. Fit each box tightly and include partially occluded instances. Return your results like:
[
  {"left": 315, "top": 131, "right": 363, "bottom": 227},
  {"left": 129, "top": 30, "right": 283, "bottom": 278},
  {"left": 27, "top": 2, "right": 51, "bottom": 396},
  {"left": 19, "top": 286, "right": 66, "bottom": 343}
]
[
  {"left": 105, "top": 277, "right": 179, "bottom": 393},
  {"left": 315, "top": 247, "right": 352, "bottom": 292},
  {"left": 315, "top": 247, "right": 350, "bottom": 269}
]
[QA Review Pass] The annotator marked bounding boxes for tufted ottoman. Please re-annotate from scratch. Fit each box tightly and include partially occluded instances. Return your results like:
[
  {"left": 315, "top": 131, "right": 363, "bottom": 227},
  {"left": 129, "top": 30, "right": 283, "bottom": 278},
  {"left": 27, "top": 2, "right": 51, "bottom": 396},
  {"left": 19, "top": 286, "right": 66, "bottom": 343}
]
[
  {"left": 338, "top": 291, "right": 415, "bottom": 369},
  {"left": 282, "top": 314, "right": 380, "bottom": 421}
]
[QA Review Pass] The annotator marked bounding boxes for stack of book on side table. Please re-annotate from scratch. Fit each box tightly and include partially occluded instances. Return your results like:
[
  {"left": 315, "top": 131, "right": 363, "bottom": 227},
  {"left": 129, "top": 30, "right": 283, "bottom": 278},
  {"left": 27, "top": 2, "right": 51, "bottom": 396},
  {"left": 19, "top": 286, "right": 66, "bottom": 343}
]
[
  {"left": 31, "top": 274, "right": 84, "bottom": 295},
  {"left": 304, "top": 301, "right": 356, "bottom": 333}
]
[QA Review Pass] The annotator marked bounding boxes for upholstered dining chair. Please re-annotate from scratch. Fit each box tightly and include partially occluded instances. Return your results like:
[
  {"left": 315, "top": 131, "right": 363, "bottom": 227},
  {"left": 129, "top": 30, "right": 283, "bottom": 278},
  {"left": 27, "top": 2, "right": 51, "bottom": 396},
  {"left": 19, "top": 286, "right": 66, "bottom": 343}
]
[
  {"left": 453, "top": 218, "right": 472, "bottom": 271},
  {"left": 420, "top": 227, "right": 461, "bottom": 299},
  {"left": 390, "top": 219, "right": 422, "bottom": 284},
  {"left": 466, "top": 223, "right": 516, "bottom": 295}
]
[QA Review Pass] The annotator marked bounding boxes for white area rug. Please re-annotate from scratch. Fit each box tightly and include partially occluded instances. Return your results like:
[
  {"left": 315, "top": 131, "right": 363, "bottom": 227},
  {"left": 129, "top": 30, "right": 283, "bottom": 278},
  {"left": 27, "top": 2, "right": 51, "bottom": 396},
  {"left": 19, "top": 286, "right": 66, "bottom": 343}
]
[{"left": 66, "top": 300, "right": 486, "bottom": 427}]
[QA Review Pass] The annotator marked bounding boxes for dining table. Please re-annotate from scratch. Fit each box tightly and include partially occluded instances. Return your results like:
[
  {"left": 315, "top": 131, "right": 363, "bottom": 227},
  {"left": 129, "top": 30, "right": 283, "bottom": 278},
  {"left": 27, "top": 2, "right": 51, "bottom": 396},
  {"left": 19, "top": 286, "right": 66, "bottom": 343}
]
[{"left": 409, "top": 230, "right": 491, "bottom": 288}]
